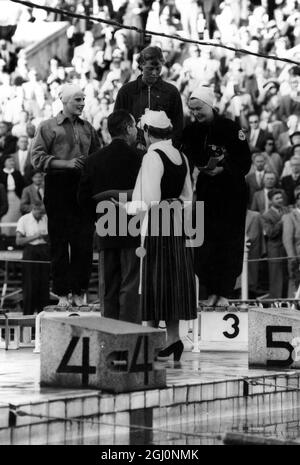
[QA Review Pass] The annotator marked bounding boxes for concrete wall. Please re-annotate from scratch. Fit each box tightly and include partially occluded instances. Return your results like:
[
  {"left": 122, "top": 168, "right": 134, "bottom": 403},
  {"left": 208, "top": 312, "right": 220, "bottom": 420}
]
[{"left": 13, "top": 21, "right": 70, "bottom": 80}]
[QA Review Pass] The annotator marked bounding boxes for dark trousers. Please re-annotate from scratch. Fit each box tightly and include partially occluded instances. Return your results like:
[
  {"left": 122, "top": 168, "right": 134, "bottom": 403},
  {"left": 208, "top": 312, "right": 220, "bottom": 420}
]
[
  {"left": 267, "top": 243, "right": 288, "bottom": 298},
  {"left": 103, "top": 247, "right": 141, "bottom": 324},
  {"left": 22, "top": 244, "right": 50, "bottom": 315},
  {"left": 44, "top": 172, "right": 94, "bottom": 296},
  {"left": 195, "top": 236, "right": 244, "bottom": 297},
  {"left": 248, "top": 237, "right": 261, "bottom": 294}
]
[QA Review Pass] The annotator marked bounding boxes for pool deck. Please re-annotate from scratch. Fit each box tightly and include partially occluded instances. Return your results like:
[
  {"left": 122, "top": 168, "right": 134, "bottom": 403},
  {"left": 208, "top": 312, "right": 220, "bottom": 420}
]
[{"left": 0, "top": 347, "right": 298, "bottom": 409}]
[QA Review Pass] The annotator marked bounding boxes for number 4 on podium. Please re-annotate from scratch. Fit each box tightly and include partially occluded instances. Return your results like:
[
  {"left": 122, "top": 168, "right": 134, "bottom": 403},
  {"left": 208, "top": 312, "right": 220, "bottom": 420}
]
[{"left": 57, "top": 336, "right": 96, "bottom": 386}]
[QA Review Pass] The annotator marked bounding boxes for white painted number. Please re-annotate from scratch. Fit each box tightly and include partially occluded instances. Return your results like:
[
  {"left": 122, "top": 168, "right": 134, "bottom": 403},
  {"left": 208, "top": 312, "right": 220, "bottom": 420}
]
[{"left": 291, "top": 337, "right": 300, "bottom": 362}]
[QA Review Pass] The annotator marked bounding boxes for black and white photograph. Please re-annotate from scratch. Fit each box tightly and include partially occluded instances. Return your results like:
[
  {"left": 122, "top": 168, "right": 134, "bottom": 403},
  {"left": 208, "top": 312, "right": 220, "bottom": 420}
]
[{"left": 0, "top": 0, "right": 300, "bottom": 454}]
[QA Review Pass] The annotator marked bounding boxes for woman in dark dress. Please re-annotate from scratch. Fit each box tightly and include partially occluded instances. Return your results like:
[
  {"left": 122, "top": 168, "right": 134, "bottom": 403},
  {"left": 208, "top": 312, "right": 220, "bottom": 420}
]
[{"left": 126, "top": 110, "right": 196, "bottom": 361}]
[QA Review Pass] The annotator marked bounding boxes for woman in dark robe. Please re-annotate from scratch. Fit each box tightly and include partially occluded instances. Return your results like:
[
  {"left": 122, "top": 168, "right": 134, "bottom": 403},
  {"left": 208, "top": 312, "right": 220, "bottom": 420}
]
[{"left": 182, "top": 86, "right": 252, "bottom": 307}]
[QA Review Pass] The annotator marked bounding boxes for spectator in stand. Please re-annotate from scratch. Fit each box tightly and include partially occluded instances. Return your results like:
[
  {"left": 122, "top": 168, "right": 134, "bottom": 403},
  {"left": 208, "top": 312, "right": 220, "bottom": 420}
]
[
  {"left": 0, "top": 155, "right": 24, "bottom": 236},
  {"left": 0, "top": 39, "right": 17, "bottom": 74},
  {"left": 20, "top": 170, "right": 44, "bottom": 215},
  {"left": 262, "top": 136, "right": 283, "bottom": 178},
  {"left": 251, "top": 172, "right": 285, "bottom": 214},
  {"left": 245, "top": 152, "right": 266, "bottom": 206},
  {"left": 16, "top": 200, "right": 50, "bottom": 315},
  {"left": 174, "top": 0, "right": 200, "bottom": 39},
  {"left": 0, "top": 121, "right": 17, "bottom": 168},
  {"left": 97, "top": 116, "right": 112, "bottom": 147},
  {"left": 277, "top": 115, "right": 300, "bottom": 156},
  {"left": 247, "top": 112, "right": 269, "bottom": 153},
  {"left": 22, "top": 69, "right": 46, "bottom": 119},
  {"left": 278, "top": 72, "right": 300, "bottom": 121},
  {"left": 93, "top": 96, "right": 112, "bottom": 131},
  {"left": 281, "top": 132, "right": 300, "bottom": 175},
  {"left": 72, "top": 31, "right": 100, "bottom": 77},
  {"left": 12, "top": 135, "right": 32, "bottom": 185},
  {"left": 114, "top": 45, "right": 183, "bottom": 150},
  {"left": 281, "top": 143, "right": 300, "bottom": 179},
  {"left": 11, "top": 110, "right": 33, "bottom": 139},
  {"left": 0, "top": 182, "right": 8, "bottom": 220},
  {"left": 200, "top": 0, "right": 220, "bottom": 39},
  {"left": 261, "top": 189, "right": 289, "bottom": 298},
  {"left": 281, "top": 154, "right": 300, "bottom": 205},
  {"left": 283, "top": 190, "right": 300, "bottom": 297},
  {"left": 243, "top": 209, "right": 264, "bottom": 298}
]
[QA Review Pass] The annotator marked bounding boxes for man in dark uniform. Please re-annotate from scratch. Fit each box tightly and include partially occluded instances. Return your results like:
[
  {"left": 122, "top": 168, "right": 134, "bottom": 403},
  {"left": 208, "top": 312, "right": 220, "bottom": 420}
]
[
  {"left": 114, "top": 46, "right": 183, "bottom": 149},
  {"left": 78, "top": 110, "right": 142, "bottom": 323},
  {"left": 182, "top": 86, "right": 252, "bottom": 306}
]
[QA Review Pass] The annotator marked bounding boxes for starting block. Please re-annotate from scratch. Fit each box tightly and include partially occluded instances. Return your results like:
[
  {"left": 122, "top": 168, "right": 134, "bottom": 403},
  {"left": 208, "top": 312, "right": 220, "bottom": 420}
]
[
  {"left": 0, "top": 313, "right": 35, "bottom": 350},
  {"left": 199, "top": 306, "right": 248, "bottom": 351},
  {"left": 40, "top": 315, "right": 166, "bottom": 392},
  {"left": 34, "top": 305, "right": 101, "bottom": 353},
  {"left": 249, "top": 307, "right": 300, "bottom": 368}
]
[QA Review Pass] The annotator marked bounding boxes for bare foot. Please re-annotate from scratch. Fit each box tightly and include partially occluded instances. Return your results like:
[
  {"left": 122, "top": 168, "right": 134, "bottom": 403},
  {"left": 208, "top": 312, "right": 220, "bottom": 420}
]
[
  {"left": 57, "top": 296, "right": 69, "bottom": 307},
  {"left": 216, "top": 296, "right": 230, "bottom": 307},
  {"left": 199, "top": 294, "right": 218, "bottom": 307},
  {"left": 72, "top": 294, "right": 85, "bottom": 307}
]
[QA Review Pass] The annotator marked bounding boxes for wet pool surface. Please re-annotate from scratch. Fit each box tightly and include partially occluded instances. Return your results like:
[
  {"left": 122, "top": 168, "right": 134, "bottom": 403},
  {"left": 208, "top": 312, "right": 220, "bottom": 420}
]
[{"left": 1, "top": 348, "right": 300, "bottom": 444}]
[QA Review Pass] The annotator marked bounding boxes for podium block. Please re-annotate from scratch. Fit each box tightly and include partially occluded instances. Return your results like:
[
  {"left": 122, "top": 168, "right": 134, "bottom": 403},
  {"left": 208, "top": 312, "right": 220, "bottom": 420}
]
[
  {"left": 199, "top": 307, "right": 248, "bottom": 351},
  {"left": 40, "top": 315, "right": 166, "bottom": 392},
  {"left": 249, "top": 307, "right": 300, "bottom": 368}
]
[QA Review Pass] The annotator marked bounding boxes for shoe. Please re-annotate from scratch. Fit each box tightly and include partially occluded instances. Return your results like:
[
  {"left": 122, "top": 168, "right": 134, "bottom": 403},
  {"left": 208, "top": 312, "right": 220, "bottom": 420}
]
[{"left": 156, "top": 340, "right": 184, "bottom": 362}]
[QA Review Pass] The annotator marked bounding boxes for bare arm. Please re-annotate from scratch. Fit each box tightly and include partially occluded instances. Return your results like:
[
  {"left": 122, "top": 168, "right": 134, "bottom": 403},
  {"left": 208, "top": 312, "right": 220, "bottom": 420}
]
[{"left": 16, "top": 231, "right": 43, "bottom": 246}]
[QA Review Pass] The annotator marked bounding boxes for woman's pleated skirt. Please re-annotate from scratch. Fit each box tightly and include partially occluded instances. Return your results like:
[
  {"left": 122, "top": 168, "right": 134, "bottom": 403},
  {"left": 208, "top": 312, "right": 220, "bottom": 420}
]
[{"left": 141, "top": 203, "right": 197, "bottom": 322}]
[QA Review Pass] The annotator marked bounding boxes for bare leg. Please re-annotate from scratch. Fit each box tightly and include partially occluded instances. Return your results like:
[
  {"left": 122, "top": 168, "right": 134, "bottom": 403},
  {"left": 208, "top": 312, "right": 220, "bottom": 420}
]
[
  {"left": 216, "top": 296, "right": 230, "bottom": 306},
  {"left": 165, "top": 320, "right": 180, "bottom": 346},
  {"left": 156, "top": 319, "right": 183, "bottom": 361},
  {"left": 199, "top": 294, "right": 218, "bottom": 306},
  {"left": 72, "top": 293, "right": 85, "bottom": 307},
  {"left": 57, "top": 295, "right": 69, "bottom": 307}
]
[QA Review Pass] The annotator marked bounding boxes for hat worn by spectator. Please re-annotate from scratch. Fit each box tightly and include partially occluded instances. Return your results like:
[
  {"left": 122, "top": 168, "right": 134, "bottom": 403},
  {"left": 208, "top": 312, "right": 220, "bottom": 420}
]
[
  {"left": 290, "top": 131, "right": 300, "bottom": 140},
  {"left": 263, "top": 80, "right": 280, "bottom": 92},
  {"left": 59, "top": 83, "right": 84, "bottom": 103},
  {"left": 141, "top": 110, "right": 172, "bottom": 130},
  {"left": 189, "top": 86, "right": 215, "bottom": 108}
]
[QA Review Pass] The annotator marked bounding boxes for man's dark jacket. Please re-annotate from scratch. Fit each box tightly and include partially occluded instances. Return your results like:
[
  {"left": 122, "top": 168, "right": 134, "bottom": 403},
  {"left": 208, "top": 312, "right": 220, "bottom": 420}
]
[
  {"left": 0, "top": 169, "right": 25, "bottom": 198},
  {"left": 114, "top": 75, "right": 183, "bottom": 147},
  {"left": 0, "top": 135, "right": 18, "bottom": 168},
  {"left": 0, "top": 183, "right": 8, "bottom": 218},
  {"left": 78, "top": 138, "right": 142, "bottom": 249},
  {"left": 280, "top": 174, "right": 300, "bottom": 205}
]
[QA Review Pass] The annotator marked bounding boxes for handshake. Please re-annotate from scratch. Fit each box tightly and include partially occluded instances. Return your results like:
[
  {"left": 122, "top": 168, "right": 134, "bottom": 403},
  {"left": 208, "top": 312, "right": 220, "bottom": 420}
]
[{"left": 66, "top": 156, "right": 86, "bottom": 170}]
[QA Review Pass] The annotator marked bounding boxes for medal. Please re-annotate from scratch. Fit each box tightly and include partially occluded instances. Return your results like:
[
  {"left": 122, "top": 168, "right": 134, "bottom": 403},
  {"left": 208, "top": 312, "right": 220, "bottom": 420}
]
[{"left": 238, "top": 129, "right": 246, "bottom": 141}]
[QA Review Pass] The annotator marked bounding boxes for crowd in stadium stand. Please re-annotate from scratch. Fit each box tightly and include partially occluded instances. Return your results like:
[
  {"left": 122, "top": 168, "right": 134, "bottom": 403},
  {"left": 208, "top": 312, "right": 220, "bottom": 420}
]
[{"left": 1, "top": 0, "right": 300, "bottom": 308}]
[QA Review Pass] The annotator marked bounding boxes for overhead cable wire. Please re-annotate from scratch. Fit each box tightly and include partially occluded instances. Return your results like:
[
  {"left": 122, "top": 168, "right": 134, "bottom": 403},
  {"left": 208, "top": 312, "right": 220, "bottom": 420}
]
[{"left": 9, "top": 0, "right": 300, "bottom": 67}]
